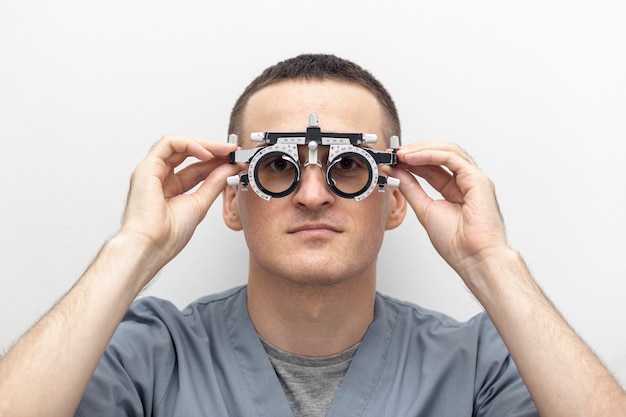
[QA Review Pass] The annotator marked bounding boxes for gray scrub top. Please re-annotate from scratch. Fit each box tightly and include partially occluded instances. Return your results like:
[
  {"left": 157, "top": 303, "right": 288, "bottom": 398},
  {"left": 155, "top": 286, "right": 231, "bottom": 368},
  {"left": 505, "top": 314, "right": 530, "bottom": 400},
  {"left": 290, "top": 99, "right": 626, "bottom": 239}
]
[{"left": 75, "top": 286, "right": 537, "bottom": 416}]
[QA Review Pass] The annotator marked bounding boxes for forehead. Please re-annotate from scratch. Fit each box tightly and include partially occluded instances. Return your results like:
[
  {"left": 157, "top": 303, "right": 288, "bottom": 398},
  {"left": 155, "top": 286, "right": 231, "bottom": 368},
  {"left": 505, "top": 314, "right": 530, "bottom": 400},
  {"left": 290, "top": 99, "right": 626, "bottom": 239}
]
[{"left": 240, "top": 80, "right": 386, "bottom": 149}]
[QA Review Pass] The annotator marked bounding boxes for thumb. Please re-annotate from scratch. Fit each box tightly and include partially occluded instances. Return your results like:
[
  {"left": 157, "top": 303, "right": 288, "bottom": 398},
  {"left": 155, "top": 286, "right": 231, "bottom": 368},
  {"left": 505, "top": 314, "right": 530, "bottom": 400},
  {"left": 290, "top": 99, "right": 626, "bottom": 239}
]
[
  {"left": 189, "top": 162, "right": 242, "bottom": 221},
  {"left": 389, "top": 167, "right": 433, "bottom": 226}
]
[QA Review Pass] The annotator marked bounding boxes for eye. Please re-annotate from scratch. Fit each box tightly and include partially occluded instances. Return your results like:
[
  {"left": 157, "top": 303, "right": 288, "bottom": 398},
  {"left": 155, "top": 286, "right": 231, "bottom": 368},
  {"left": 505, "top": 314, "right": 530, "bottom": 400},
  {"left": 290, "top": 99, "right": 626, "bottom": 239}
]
[
  {"left": 271, "top": 158, "right": 288, "bottom": 171},
  {"left": 337, "top": 156, "right": 363, "bottom": 171},
  {"left": 264, "top": 156, "right": 290, "bottom": 171}
]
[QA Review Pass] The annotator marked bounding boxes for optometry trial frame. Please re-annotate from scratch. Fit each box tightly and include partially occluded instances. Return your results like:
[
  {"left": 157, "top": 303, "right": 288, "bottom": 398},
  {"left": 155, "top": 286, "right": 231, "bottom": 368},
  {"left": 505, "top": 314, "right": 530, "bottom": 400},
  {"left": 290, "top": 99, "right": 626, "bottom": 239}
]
[{"left": 227, "top": 114, "right": 400, "bottom": 201}]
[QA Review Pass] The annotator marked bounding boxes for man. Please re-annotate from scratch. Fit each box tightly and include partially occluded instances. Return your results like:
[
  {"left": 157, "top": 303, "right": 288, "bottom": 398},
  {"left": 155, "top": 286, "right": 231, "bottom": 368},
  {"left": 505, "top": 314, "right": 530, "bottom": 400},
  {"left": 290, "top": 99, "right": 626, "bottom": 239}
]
[{"left": 0, "top": 54, "right": 625, "bottom": 416}]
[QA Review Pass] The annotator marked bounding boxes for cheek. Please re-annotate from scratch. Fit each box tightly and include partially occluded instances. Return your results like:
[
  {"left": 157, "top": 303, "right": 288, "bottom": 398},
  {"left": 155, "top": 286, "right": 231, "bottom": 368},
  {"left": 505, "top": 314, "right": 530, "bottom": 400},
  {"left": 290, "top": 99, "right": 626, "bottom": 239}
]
[
  {"left": 237, "top": 194, "right": 264, "bottom": 231},
  {"left": 237, "top": 193, "right": 284, "bottom": 248},
  {"left": 368, "top": 192, "right": 393, "bottom": 224},
  {"left": 353, "top": 195, "right": 391, "bottom": 243}
]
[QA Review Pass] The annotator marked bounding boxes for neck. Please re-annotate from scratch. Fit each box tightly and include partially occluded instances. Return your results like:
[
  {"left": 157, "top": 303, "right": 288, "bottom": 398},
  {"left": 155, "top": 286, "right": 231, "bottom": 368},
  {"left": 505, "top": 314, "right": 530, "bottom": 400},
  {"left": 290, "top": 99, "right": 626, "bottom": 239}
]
[{"left": 247, "top": 264, "right": 376, "bottom": 357}]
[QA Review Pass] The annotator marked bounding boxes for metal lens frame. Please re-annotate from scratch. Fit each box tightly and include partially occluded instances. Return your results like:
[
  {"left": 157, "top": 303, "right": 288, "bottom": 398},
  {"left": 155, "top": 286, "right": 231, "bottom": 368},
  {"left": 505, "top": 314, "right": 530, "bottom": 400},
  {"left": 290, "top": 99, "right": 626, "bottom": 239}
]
[
  {"left": 252, "top": 150, "right": 300, "bottom": 199},
  {"left": 246, "top": 143, "right": 301, "bottom": 201},
  {"left": 326, "top": 145, "right": 378, "bottom": 201}
]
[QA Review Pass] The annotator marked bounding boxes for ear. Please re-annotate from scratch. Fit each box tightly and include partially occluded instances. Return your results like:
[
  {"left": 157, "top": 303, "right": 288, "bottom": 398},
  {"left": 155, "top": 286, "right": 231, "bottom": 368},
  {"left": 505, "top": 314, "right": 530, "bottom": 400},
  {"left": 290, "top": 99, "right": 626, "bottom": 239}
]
[
  {"left": 385, "top": 187, "right": 407, "bottom": 230},
  {"left": 222, "top": 185, "right": 243, "bottom": 231}
]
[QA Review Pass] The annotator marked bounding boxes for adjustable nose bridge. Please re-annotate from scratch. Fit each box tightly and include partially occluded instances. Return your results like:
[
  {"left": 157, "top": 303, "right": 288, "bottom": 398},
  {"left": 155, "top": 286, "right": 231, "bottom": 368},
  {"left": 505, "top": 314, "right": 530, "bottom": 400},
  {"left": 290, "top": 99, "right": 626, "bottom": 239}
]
[
  {"left": 299, "top": 159, "right": 327, "bottom": 189},
  {"left": 297, "top": 143, "right": 330, "bottom": 184},
  {"left": 292, "top": 156, "right": 335, "bottom": 205},
  {"left": 300, "top": 161, "right": 326, "bottom": 181},
  {"left": 304, "top": 140, "right": 322, "bottom": 168}
]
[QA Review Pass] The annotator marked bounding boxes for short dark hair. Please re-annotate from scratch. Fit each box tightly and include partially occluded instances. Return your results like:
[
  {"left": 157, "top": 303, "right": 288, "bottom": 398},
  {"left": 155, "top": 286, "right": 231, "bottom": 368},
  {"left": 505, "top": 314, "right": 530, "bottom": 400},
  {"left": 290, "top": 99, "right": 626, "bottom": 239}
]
[{"left": 228, "top": 54, "right": 400, "bottom": 144}]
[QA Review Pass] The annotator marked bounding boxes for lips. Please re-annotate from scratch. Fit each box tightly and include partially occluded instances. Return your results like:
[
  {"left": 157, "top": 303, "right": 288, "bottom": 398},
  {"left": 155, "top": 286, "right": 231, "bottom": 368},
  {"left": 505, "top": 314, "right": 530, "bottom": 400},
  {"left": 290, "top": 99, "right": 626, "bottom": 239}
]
[{"left": 288, "top": 223, "right": 342, "bottom": 234}]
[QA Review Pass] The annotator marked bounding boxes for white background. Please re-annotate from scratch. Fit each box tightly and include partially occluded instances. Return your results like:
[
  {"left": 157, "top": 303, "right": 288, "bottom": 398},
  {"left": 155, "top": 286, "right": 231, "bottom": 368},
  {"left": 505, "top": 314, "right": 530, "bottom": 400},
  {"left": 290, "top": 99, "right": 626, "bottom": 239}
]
[{"left": 1, "top": 0, "right": 625, "bottom": 384}]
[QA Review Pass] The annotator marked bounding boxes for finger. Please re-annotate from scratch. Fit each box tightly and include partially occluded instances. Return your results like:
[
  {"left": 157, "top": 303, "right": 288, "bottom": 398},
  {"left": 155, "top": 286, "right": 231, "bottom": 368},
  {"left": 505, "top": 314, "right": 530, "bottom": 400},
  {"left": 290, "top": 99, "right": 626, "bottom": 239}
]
[
  {"left": 168, "top": 138, "right": 238, "bottom": 167},
  {"left": 397, "top": 148, "right": 482, "bottom": 197},
  {"left": 134, "top": 137, "right": 236, "bottom": 190},
  {"left": 398, "top": 163, "right": 464, "bottom": 204},
  {"left": 398, "top": 142, "right": 476, "bottom": 166},
  {"left": 185, "top": 162, "right": 242, "bottom": 222},
  {"left": 150, "top": 135, "right": 237, "bottom": 168},
  {"left": 398, "top": 148, "right": 474, "bottom": 174},
  {"left": 387, "top": 167, "right": 435, "bottom": 225},
  {"left": 165, "top": 157, "right": 232, "bottom": 197}
]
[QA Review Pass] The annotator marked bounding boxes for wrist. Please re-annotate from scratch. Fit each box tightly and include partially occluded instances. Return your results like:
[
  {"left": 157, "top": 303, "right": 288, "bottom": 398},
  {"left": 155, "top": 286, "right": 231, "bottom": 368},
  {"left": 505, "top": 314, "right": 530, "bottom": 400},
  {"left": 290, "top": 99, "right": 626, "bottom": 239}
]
[
  {"left": 459, "top": 247, "right": 535, "bottom": 307},
  {"left": 98, "top": 231, "right": 165, "bottom": 294}
]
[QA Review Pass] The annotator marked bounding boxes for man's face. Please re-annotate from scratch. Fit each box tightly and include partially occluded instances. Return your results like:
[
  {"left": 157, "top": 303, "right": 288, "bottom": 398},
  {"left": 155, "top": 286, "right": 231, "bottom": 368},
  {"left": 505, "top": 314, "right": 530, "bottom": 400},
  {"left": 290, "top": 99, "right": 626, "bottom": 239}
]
[{"left": 223, "top": 79, "right": 406, "bottom": 287}]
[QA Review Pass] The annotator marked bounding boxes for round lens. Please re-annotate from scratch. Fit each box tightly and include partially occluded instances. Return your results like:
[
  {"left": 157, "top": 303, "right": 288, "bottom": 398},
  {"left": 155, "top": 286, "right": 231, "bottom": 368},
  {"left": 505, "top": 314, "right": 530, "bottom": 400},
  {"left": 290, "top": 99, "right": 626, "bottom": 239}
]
[
  {"left": 254, "top": 151, "right": 300, "bottom": 197},
  {"left": 327, "top": 152, "right": 373, "bottom": 198}
]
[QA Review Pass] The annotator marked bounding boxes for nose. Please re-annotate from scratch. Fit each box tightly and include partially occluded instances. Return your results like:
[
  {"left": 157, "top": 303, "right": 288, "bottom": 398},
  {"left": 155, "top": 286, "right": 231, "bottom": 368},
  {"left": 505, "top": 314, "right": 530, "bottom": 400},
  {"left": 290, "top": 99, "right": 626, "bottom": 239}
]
[{"left": 291, "top": 164, "right": 335, "bottom": 208}]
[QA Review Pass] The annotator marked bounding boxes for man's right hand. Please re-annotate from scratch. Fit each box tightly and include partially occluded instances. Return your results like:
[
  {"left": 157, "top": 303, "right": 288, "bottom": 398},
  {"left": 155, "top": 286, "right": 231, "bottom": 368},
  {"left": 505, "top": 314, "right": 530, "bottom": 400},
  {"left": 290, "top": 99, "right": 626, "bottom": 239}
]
[
  {"left": 119, "top": 135, "right": 239, "bottom": 286},
  {"left": 0, "top": 135, "right": 239, "bottom": 417}
]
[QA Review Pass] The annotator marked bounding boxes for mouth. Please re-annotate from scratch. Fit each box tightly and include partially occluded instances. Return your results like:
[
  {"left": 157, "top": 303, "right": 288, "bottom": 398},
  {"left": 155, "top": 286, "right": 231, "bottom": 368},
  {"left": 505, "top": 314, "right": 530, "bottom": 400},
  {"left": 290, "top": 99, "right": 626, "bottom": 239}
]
[{"left": 288, "top": 223, "right": 342, "bottom": 234}]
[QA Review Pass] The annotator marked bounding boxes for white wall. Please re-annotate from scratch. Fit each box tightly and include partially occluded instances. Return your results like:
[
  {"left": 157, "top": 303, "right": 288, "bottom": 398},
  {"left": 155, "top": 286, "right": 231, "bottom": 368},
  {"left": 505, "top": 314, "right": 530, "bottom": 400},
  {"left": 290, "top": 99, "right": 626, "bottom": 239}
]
[{"left": 1, "top": 0, "right": 624, "bottom": 384}]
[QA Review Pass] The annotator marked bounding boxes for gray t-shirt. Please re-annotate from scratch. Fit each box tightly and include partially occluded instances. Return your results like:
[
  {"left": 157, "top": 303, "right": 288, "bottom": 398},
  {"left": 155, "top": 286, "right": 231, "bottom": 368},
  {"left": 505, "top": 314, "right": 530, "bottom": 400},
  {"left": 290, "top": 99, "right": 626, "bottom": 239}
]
[
  {"left": 261, "top": 338, "right": 360, "bottom": 417},
  {"left": 76, "top": 285, "right": 538, "bottom": 416}
]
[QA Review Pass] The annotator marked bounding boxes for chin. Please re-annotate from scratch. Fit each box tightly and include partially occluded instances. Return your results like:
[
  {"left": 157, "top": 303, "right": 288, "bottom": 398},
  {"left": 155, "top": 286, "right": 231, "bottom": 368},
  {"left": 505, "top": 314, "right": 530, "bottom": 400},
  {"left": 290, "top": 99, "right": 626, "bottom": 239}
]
[
  {"left": 281, "top": 257, "right": 374, "bottom": 288},
  {"left": 250, "top": 246, "right": 377, "bottom": 287}
]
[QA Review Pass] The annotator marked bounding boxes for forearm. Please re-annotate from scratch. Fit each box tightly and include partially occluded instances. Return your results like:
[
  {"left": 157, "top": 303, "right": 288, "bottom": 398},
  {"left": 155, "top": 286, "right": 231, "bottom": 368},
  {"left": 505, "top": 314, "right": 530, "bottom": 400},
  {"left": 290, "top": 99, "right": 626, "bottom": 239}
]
[
  {"left": 0, "top": 233, "right": 160, "bottom": 417},
  {"left": 465, "top": 249, "right": 626, "bottom": 417}
]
